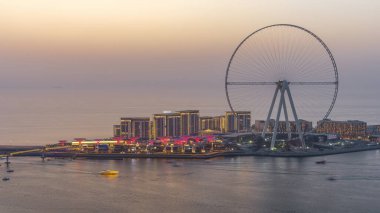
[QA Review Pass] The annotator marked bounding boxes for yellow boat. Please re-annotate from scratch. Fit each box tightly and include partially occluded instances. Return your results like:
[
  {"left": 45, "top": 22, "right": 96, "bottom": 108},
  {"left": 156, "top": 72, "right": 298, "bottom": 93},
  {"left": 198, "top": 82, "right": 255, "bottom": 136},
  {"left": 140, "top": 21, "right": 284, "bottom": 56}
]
[{"left": 99, "top": 170, "right": 119, "bottom": 175}]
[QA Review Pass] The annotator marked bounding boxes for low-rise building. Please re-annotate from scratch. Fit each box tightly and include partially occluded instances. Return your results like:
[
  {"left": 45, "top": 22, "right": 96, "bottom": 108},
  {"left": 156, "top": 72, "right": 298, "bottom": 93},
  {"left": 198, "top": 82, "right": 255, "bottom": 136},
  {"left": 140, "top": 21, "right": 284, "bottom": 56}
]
[
  {"left": 316, "top": 119, "right": 367, "bottom": 139},
  {"left": 254, "top": 119, "right": 312, "bottom": 133},
  {"left": 368, "top": 135, "right": 380, "bottom": 142},
  {"left": 367, "top": 125, "right": 380, "bottom": 135}
]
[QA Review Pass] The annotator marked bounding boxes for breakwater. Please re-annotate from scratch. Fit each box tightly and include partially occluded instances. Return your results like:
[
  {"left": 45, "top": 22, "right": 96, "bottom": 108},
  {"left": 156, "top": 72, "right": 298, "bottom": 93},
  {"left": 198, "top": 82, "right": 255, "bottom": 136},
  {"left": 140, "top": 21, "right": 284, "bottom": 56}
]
[{"left": 2, "top": 145, "right": 380, "bottom": 159}]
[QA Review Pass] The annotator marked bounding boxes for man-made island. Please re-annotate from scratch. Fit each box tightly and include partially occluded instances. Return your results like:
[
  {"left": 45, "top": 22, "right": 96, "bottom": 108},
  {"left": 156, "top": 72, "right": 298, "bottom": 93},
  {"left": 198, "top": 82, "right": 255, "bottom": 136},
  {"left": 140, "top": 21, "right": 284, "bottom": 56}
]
[{"left": 1, "top": 133, "right": 380, "bottom": 159}]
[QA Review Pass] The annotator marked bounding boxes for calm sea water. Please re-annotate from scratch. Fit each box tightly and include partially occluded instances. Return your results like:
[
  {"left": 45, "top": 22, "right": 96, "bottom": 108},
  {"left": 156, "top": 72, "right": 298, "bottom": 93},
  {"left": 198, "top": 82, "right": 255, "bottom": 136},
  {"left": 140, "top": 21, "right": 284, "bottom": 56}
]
[
  {"left": 1, "top": 151, "right": 380, "bottom": 213},
  {"left": 0, "top": 87, "right": 379, "bottom": 145}
]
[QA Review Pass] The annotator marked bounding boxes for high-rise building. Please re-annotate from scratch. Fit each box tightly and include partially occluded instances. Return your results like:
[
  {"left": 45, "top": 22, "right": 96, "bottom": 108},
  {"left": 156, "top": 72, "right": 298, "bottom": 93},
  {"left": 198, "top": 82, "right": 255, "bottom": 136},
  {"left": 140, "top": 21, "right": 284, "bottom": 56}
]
[
  {"left": 120, "top": 118, "right": 131, "bottom": 138},
  {"left": 153, "top": 113, "right": 181, "bottom": 138},
  {"left": 225, "top": 111, "right": 251, "bottom": 133},
  {"left": 200, "top": 115, "right": 228, "bottom": 133},
  {"left": 225, "top": 112, "right": 235, "bottom": 133},
  {"left": 316, "top": 119, "right": 367, "bottom": 139},
  {"left": 200, "top": 116, "right": 214, "bottom": 130},
  {"left": 213, "top": 115, "right": 226, "bottom": 133},
  {"left": 120, "top": 117, "right": 150, "bottom": 139},
  {"left": 153, "top": 115, "right": 165, "bottom": 138},
  {"left": 178, "top": 110, "right": 200, "bottom": 136},
  {"left": 200, "top": 116, "right": 226, "bottom": 136},
  {"left": 113, "top": 125, "right": 121, "bottom": 137}
]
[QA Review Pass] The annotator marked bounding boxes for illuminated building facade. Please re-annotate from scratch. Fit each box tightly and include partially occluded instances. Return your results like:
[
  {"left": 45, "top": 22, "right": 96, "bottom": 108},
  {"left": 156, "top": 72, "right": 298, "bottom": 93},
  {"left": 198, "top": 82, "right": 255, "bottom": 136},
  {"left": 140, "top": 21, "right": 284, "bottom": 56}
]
[
  {"left": 367, "top": 125, "right": 380, "bottom": 135},
  {"left": 254, "top": 119, "right": 312, "bottom": 133},
  {"left": 225, "top": 111, "right": 251, "bottom": 133},
  {"left": 114, "top": 110, "right": 254, "bottom": 138},
  {"left": 113, "top": 125, "right": 121, "bottom": 137},
  {"left": 153, "top": 113, "right": 181, "bottom": 138},
  {"left": 316, "top": 119, "right": 367, "bottom": 139},
  {"left": 213, "top": 115, "right": 226, "bottom": 133},
  {"left": 200, "top": 115, "right": 229, "bottom": 134},
  {"left": 178, "top": 110, "right": 200, "bottom": 136},
  {"left": 200, "top": 116, "right": 214, "bottom": 130},
  {"left": 119, "top": 117, "right": 150, "bottom": 139}
]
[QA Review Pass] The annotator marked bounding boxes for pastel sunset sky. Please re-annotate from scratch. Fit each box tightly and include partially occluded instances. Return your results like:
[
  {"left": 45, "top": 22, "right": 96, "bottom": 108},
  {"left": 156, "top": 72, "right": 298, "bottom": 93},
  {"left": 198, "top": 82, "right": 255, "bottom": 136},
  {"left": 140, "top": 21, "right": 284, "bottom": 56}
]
[
  {"left": 0, "top": 1, "right": 380, "bottom": 145},
  {"left": 1, "top": 0, "right": 379, "bottom": 91}
]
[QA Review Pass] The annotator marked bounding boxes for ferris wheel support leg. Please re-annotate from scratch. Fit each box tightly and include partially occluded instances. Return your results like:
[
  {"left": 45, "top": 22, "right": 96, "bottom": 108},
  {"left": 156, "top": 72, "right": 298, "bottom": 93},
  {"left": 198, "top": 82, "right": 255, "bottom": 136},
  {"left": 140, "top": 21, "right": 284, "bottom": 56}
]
[
  {"left": 271, "top": 85, "right": 286, "bottom": 150},
  {"left": 283, "top": 97, "right": 291, "bottom": 140},
  {"left": 262, "top": 86, "right": 280, "bottom": 138},
  {"left": 285, "top": 85, "right": 305, "bottom": 149}
]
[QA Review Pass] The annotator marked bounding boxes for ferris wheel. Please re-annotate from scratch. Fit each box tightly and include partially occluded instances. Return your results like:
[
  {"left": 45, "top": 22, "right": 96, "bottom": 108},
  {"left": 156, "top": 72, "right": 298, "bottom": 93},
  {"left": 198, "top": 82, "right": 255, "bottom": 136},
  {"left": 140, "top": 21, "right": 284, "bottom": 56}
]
[{"left": 225, "top": 24, "right": 338, "bottom": 149}]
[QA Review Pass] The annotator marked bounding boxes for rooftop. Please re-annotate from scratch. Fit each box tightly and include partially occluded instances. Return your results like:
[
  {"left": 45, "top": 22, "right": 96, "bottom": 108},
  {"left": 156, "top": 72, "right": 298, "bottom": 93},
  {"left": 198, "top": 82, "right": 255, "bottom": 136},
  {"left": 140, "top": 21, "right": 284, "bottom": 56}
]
[
  {"left": 225, "top": 111, "right": 251, "bottom": 114},
  {"left": 121, "top": 117, "right": 150, "bottom": 120},
  {"left": 177, "top": 110, "right": 200, "bottom": 113},
  {"left": 318, "top": 119, "right": 366, "bottom": 124},
  {"left": 154, "top": 113, "right": 180, "bottom": 117}
]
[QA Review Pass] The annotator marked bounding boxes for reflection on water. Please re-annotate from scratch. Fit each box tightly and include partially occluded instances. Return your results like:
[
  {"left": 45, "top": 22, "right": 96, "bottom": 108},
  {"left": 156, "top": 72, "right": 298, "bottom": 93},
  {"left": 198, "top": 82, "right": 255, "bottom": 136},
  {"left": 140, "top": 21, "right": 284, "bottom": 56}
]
[{"left": 1, "top": 150, "right": 380, "bottom": 212}]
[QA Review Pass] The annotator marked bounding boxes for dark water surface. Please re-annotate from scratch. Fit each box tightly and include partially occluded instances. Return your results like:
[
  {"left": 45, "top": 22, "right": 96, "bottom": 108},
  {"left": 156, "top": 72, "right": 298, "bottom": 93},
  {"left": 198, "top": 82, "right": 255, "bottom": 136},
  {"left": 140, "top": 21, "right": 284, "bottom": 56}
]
[{"left": 1, "top": 150, "right": 380, "bottom": 213}]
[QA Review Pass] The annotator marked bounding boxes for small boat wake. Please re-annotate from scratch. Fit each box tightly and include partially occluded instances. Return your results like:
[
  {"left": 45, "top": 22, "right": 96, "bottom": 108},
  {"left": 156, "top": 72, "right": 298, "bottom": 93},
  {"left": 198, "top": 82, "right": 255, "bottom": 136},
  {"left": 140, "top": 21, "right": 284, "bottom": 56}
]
[{"left": 99, "top": 170, "right": 119, "bottom": 176}]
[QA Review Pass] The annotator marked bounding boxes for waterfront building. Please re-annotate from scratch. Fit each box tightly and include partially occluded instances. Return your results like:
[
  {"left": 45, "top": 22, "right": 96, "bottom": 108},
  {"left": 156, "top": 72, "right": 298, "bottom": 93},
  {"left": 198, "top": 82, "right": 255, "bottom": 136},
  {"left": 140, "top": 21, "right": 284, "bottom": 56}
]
[
  {"left": 367, "top": 125, "right": 380, "bottom": 135},
  {"left": 369, "top": 135, "right": 380, "bottom": 142},
  {"left": 153, "top": 114, "right": 165, "bottom": 138},
  {"left": 316, "top": 119, "right": 367, "bottom": 139},
  {"left": 153, "top": 112, "right": 181, "bottom": 138},
  {"left": 200, "top": 116, "right": 214, "bottom": 130},
  {"left": 298, "top": 119, "right": 313, "bottom": 132},
  {"left": 225, "top": 111, "right": 251, "bottom": 133},
  {"left": 119, "top": 117, "right": 150, "bottom": 139},
  {"left": 213, "top": 115, "right": 226, "bottom": 133},
  {"left": 113, "top": 125, "right": 121, "bottom": 137},
  {"left": 254, "top": 119, "right": 312, "bottom": 133},
  {"left": 254, "top": 120, "right": 268, "bottom": 133},
  {"left": 200, "top": 129, "right": 221, "bottom": 136},
  {"left": 149, "top": 121, "right": 154, "bottom": 139},
  {"left": 278, "top": 119, "right": 312, "bottom": 133},
  {"left": 200, "top": 116, "right": 227, "bottom": 135},
  {"left": 222, "top": 132, "right": 255, "bottom": 145},
  {"left": 178, "top": 110, "right": 200, "bottom": 136}
]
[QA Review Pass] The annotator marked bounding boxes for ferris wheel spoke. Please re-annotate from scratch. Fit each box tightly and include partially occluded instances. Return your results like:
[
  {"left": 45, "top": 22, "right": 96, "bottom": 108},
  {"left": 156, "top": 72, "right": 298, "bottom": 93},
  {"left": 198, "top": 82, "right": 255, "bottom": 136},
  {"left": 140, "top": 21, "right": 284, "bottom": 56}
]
[
  {"left": 290, "top": 81, "right": 337, "bottom": 85},
  {"left": 227, "top": 82, "right": 277, "bottom": 86},
  {"left": 227, "top": 81, "right": 337, "bottom": 86}
]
